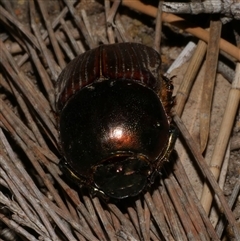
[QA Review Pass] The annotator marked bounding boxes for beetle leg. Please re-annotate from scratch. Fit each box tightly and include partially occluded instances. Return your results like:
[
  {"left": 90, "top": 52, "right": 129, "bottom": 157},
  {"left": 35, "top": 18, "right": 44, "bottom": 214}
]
[
  {"left": 59, "top": 158, "right": 88, "bottom": 186},
  {"left": 156, "top": 124, "right": 178, "bottom": 169},
  {"left": 158, "top": 75, "right": 175, "bottom": 122}
]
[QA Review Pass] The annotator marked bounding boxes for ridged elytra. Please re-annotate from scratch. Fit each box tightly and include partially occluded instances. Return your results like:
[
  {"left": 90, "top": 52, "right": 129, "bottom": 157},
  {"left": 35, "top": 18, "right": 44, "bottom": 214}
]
[{"left": 56, "top": 43, "right": 177, "bottom": 199}]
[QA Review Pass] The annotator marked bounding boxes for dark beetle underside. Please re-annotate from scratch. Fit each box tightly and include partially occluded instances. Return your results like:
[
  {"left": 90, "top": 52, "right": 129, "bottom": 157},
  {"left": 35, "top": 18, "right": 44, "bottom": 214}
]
[{"left": 56, "top": 43, "right": 177, "bottom": 199}]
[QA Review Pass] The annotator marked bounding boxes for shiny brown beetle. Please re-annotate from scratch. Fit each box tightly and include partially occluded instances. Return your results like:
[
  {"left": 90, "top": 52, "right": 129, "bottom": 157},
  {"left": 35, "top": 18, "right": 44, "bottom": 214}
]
[{"left": 56, "top": 42, "right": 177, "bottom": 199}]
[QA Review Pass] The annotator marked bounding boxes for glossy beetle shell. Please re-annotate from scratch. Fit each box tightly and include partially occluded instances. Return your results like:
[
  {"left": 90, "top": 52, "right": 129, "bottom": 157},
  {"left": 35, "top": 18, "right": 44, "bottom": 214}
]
[{"left": 56, "top": 43, "right": 176, "bottom": 199}]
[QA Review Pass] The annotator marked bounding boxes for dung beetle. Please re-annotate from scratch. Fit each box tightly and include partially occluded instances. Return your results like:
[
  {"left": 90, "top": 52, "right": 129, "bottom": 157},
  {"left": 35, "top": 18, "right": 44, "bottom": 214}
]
[{"left": 56, "top": 42, "right": 177, "bottom": 199}]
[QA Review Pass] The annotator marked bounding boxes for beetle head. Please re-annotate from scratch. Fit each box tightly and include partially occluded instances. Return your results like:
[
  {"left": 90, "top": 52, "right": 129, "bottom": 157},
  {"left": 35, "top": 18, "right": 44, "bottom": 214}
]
[{"left": 93, "top": 154, "right": 152, "bottom": 199}]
